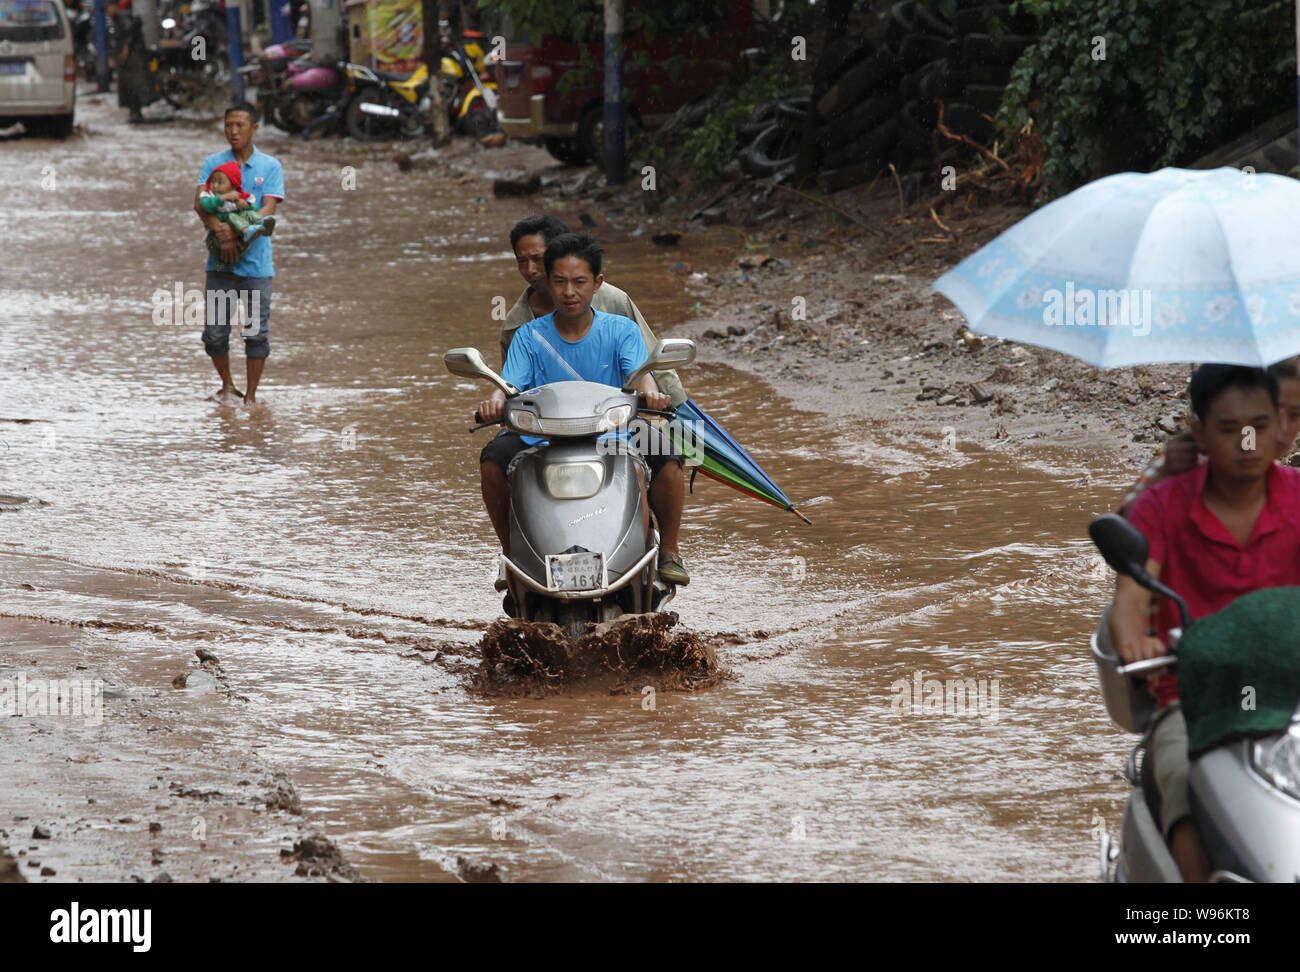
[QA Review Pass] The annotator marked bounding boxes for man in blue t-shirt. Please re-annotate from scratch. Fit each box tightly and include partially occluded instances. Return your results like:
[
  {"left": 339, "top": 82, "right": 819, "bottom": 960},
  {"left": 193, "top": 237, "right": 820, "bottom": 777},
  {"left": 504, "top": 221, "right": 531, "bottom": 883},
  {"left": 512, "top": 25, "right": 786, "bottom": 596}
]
[
  {"left": 478, "top": 232, "right": 689, "bottom": 586},
  {"left": 192, "top": 102, "right": 285, "bottom": 407}
]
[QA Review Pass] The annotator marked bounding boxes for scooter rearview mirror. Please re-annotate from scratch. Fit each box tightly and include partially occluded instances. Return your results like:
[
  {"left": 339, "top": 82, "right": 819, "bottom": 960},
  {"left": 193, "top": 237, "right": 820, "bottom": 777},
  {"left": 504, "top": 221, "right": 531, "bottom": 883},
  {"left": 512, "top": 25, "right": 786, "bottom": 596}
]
[
  {"left": 443, "top": 347, "right": 518, "bottom": 397},
  {"left": 1088, "top": 514, "right": 1149, "bottom": 577},
  {"left": 1089, "top": 514, "right": 1195, "bottom": 633},
  {"left": 622, "top": 339, "right": 697, "bottom": 392}
]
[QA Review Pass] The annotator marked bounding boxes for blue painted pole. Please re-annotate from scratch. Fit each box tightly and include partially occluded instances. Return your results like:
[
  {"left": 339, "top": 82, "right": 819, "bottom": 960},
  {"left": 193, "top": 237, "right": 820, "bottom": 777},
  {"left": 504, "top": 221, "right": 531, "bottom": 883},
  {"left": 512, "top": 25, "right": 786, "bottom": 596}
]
[
  {"left": 603, "top": 0, "right": 625, "bottom": 184},
  {"left": 92, "top": 0, "right": 109, "bottom": 92},
  {"left": 227, "top": 0, "right": 246, "bottom": 102},
  {"left": 268, "top": 0, "right": 293, "bottom": 45}
]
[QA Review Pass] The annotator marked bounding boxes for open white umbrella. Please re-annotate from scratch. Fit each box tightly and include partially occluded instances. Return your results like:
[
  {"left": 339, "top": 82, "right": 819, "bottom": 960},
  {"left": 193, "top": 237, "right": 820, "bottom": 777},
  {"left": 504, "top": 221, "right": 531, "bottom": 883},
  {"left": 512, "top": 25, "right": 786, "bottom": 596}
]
[{"left": 932, "top": 166, "right": 1300, "bottom": 368}]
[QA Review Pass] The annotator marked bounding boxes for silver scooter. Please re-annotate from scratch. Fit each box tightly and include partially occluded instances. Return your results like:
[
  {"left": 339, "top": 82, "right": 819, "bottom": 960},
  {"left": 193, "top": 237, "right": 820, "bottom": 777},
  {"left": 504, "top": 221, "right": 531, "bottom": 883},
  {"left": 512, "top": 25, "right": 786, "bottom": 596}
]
[
  {"left": 1088, "top": 513, "right": 1300, "bottom": 883},
  {"left": 445, "top": 339, "right": 696, "bottom": 640}
]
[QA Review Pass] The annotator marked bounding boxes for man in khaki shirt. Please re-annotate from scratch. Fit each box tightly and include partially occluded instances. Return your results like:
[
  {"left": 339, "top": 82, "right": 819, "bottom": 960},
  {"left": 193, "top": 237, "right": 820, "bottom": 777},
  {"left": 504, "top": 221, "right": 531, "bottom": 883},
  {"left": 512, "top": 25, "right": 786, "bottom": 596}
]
[{"left": 501, "top": 215, "right": 686, "bottom": 407}]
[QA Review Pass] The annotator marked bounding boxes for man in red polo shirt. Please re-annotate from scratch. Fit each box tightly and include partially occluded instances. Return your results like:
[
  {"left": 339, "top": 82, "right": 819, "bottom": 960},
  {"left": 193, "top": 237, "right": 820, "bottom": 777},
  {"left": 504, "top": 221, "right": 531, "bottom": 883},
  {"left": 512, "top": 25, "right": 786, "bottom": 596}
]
[{"left": 1110, "top": 364, "right": 1300, "bottom": 882}]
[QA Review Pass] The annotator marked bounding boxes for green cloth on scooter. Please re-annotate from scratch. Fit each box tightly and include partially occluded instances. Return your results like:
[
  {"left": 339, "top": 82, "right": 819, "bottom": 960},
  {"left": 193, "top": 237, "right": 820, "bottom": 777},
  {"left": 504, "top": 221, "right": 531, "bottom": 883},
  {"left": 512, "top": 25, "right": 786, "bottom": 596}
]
[{"left": 1177, "top": 586, "right": 1300, "bottom": 758}]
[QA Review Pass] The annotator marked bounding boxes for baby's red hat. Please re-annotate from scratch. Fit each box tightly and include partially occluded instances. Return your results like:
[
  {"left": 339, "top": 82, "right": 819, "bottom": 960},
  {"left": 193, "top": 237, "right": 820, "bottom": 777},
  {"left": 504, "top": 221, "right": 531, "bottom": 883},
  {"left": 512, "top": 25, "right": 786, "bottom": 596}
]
[{"left": 206, "top": 162, "right": 248, "bottom": 196}]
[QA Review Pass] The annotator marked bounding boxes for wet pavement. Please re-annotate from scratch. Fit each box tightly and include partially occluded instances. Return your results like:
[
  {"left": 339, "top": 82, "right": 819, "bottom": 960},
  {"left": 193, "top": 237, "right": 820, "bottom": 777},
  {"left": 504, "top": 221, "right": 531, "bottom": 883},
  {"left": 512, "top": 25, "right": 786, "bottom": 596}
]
[{"left": 3, "top": 90, "right": 1137, "bottom": 881}]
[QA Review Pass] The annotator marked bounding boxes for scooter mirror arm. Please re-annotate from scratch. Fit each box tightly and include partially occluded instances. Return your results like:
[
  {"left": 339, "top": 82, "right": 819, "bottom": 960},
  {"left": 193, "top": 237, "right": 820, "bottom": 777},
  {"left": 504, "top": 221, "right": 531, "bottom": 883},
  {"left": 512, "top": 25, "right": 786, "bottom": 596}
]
[{"left": 1129, "top": 564, "right": 1193, "bottom": 632}]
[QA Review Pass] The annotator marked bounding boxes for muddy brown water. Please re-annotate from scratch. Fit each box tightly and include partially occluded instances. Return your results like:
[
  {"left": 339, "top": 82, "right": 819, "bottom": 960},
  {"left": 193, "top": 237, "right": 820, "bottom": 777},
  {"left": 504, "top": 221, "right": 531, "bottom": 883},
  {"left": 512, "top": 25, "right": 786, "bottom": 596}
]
[{"left": 2, "top": 94, "right": 1137, "bottom": 881}]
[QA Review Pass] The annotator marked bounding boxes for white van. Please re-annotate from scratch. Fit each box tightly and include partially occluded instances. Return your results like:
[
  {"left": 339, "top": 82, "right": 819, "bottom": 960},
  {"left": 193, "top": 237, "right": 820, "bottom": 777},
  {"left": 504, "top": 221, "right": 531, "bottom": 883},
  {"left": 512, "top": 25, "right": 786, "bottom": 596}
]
[{"left": 0, "top": 0, "right": 76, "bottom": 138}]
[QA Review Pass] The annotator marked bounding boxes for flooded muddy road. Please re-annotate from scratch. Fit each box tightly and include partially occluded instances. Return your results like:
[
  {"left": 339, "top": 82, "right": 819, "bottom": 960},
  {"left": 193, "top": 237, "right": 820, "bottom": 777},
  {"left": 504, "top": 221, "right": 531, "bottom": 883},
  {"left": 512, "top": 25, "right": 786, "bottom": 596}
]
[{"left": 3, "top": 93, "right": 1136, "bottom": 881}]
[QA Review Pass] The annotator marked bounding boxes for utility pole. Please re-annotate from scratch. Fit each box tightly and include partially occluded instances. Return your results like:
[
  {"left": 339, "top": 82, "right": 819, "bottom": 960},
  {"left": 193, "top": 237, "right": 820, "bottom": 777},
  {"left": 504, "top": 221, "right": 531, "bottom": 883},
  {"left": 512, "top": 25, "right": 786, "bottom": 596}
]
[
  {"left": 309, "top": 0, "right": 343, "bottom": 63},
  {"left": 603, "top": 0, "right": 625, "bottom": 183},
  {"left": 422, "top": 0, "right": 450, "bottom": 145},
  {"left": 227, "top": 0, "right": 246, "bottom": 102},
  {"left": 269, "top": 0, "right": 293, "bottom": 45},
  {"left": 92, "top": 0, "right": 109, "bottom": 92}
]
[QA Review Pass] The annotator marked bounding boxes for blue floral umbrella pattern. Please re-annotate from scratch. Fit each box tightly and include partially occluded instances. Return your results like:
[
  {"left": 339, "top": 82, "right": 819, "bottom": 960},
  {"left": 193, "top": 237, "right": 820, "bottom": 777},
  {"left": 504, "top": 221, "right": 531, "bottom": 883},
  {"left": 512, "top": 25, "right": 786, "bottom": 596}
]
[{"left": 932, "top": 167, "right": 1300, "bottom": 369}]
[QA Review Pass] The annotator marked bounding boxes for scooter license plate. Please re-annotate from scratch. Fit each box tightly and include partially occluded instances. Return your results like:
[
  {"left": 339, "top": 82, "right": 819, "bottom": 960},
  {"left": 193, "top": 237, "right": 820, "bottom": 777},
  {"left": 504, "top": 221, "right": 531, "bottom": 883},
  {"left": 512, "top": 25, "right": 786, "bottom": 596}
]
[{"left": 547, "top": 552, "right": 603, "bottom": 591}]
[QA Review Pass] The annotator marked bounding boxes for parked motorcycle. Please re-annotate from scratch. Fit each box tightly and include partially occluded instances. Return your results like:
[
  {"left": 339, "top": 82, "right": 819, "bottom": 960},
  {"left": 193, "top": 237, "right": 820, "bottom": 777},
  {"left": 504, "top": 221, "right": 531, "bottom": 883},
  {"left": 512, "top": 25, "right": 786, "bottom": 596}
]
[
  {"left": 1088, "top": 513, "right": 1300, "bottom": 883},
  {"left": 343, "top": 38, "right": 499, "bottom": 142},
  {"left": 443, "top": 340, "right": 697, "bottom": 640},
  {"left": 440, "top": 32, "right": 499, "bottom": 136},
  {"left": 246, "top": 36, "right": 310, "bottom": 98},
  {"left": 343, "top": 60, "right": 431, "bottom": 141},
  {"left": 276, "top": 56, "right": 351, "bottom": 136}
]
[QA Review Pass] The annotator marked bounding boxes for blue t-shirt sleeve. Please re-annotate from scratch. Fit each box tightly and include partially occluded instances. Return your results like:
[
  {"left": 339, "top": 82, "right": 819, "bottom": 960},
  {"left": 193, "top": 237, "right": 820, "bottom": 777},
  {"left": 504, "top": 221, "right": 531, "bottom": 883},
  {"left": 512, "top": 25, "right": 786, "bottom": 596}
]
[
  {"left": 618, "top": 317, "right": 648, "bottom": 387},
  {"left": 263, "top": 159, "right": 285, "bottom": 199},
  {"left": 500, "top": 327, "right": 534, "bottom": 391},
  {"left": 197, "top": 154, "right": 218, "bottom": 188}
]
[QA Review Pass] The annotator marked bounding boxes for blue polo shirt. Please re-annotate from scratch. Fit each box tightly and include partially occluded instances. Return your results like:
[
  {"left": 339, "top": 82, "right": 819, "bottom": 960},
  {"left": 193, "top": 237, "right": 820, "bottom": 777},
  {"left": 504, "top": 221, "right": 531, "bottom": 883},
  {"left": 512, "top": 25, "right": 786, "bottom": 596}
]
[
  {"left": 197, "top": 146, "right": 285, "bottom": 278},
  {"left": 501, "top": 309, "right": 648, "bottom": 445}
]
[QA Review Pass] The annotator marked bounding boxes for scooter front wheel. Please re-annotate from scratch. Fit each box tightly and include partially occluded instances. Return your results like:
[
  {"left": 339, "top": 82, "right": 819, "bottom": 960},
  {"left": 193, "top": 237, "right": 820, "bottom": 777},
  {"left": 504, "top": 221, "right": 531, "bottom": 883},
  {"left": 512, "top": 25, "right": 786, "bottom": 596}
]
[{"left": 556, "top": 601, "right": 592, "bottom": 642}]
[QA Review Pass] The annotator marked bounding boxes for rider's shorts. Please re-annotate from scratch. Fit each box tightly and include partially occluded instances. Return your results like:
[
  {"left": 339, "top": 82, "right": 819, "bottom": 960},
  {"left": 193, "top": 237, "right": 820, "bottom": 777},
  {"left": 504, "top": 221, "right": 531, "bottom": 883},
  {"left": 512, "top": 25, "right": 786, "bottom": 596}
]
[
  {"left": 1150, "top": 702, "right": 1192, "bottom": 837},
  {"left": 480, "top": 420, "right": 682, "bottom": 480}
]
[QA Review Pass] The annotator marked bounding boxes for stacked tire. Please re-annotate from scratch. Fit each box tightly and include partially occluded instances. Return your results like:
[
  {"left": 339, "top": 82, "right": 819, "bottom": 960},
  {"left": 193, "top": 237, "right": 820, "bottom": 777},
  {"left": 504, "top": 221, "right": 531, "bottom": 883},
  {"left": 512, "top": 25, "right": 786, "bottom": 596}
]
[{"left": 809, "top": 0, "right": 1038, "bottom": 192}]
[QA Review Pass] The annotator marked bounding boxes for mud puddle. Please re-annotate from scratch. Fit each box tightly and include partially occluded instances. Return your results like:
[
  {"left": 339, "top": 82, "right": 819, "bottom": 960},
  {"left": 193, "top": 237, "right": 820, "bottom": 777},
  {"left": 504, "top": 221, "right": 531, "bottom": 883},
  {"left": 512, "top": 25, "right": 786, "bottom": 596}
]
[{"left": 2, "top": 92, "right": 1143, "bottom": 881}]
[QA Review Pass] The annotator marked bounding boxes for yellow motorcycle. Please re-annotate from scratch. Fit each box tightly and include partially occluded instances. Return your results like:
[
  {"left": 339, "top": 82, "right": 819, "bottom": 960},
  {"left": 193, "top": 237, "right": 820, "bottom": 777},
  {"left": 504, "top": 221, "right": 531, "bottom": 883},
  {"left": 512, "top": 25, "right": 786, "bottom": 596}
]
[{"left": 343, "top": 35, "right": 499, "bottom": 141}]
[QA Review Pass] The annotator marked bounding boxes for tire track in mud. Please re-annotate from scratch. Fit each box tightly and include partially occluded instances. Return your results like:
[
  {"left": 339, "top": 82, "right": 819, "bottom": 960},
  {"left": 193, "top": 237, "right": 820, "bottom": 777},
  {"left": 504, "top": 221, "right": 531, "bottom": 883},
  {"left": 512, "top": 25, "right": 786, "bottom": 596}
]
[{"left": 0, "top": 549, "right": 486, "bottom": 630}]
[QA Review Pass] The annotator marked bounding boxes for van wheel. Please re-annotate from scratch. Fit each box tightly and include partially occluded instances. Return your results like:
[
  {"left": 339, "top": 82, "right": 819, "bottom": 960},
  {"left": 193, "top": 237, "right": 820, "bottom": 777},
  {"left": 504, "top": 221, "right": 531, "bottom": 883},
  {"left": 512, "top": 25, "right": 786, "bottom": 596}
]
[
  {"left": 544, "top": 136, "right": 583, "bottom": 165},
  {"left": 578, "top": 103, "right": 636, "bottom": 166},
  {"left": 48, "top": 114, "right": 75, "bottom": 139},
  {"left": 577, "top": 104, "right": 603, "bottom": 165}
]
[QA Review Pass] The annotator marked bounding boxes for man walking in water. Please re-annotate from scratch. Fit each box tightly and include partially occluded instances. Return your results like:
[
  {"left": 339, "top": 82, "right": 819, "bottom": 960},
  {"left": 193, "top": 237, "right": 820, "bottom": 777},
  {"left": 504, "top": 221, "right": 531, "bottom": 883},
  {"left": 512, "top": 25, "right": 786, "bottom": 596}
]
[{"left": 193, "top": 103, "right": 284, "bottom": 406}]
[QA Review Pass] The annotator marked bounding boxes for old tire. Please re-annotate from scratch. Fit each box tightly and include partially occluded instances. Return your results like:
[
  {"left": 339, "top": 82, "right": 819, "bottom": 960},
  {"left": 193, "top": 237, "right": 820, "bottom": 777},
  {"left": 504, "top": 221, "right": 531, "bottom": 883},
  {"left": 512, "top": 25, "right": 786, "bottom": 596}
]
[
  {"left": 740, "top": 123, "right": 803, "bottom": 177},
  {"left": 913, "top": 2, "right": 954, "bottom": 37},
  {"left": 919, "top": 60, "right": 966, "bottom": 99},
  {"left": 820, "top": 91, "right": 900, "bottom": 149},
  {"left": 819, "top": 157, "right": 886, "bottom": 193},
  {"left": 953, "top": 3, "right": 1038, "bottom": 35},
  {"left": 899, "top": 32, "right": 949, "bottom": 70},
  {"left": 961, "top": 32, "right": 1036, "bottom": 66},
  {"left": 824, "top": 115, "right": 899, "bottom": 170},
  {"left": 817, "top": 37, "right": 875, "bottom": 87},
  {"left": 966, "top": 61, "right": 1013, "bottom": 85},
  {"left": 885, "top": 0, "right": 918, "bottom": 55},
  {"left": 816, "top": 49, "right": 899, "bottom": 120},
  {"left": 943, "top": 101, "right": 993, "bottom": 141}
]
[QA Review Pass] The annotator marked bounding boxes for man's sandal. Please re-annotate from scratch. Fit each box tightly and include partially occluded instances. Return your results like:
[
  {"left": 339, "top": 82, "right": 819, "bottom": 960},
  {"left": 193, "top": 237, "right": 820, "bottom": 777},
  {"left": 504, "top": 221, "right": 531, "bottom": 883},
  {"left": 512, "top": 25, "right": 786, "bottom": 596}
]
[{"left": 657, "top": 553, "right": 690, "bottom": 586}]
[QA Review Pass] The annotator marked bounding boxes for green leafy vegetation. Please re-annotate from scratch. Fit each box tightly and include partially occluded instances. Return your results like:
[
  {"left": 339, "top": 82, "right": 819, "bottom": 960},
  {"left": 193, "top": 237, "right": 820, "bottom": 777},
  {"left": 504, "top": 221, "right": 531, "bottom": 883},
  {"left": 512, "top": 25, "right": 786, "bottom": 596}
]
[{"left": 998, "top": 0, "right": 1296, "bottom": 199}]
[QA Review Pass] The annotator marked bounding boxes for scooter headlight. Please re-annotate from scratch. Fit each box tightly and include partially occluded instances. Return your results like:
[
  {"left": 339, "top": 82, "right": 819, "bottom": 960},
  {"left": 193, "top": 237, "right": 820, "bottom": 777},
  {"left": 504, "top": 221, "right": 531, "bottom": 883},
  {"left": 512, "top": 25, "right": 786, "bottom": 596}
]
[
  {"left": 509, "top": 408, "right": 537, "bottom": 432},
  {"left": 598, "top": 403, "right": 632, "bottom": 432},
  {"left": 1250, "top": 724, "right": 1300, "bottom": 800},
  {"left": 544, "top": 461, "right": 603, "bottom": 499}
]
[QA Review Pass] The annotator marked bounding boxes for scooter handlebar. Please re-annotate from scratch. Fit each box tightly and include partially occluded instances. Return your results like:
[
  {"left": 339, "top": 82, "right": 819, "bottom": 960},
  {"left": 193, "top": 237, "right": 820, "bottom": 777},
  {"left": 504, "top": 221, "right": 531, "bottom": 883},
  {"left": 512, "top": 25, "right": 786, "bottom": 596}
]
[
  {"left": 636, "top": 395, "right": 677, "bottom": 420},
  {"left": 469, "top": 409, "right": 503, "bottom": 432},
  {"left": 1117, "top": 655, "right": 1177, "bottom": 678}
]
